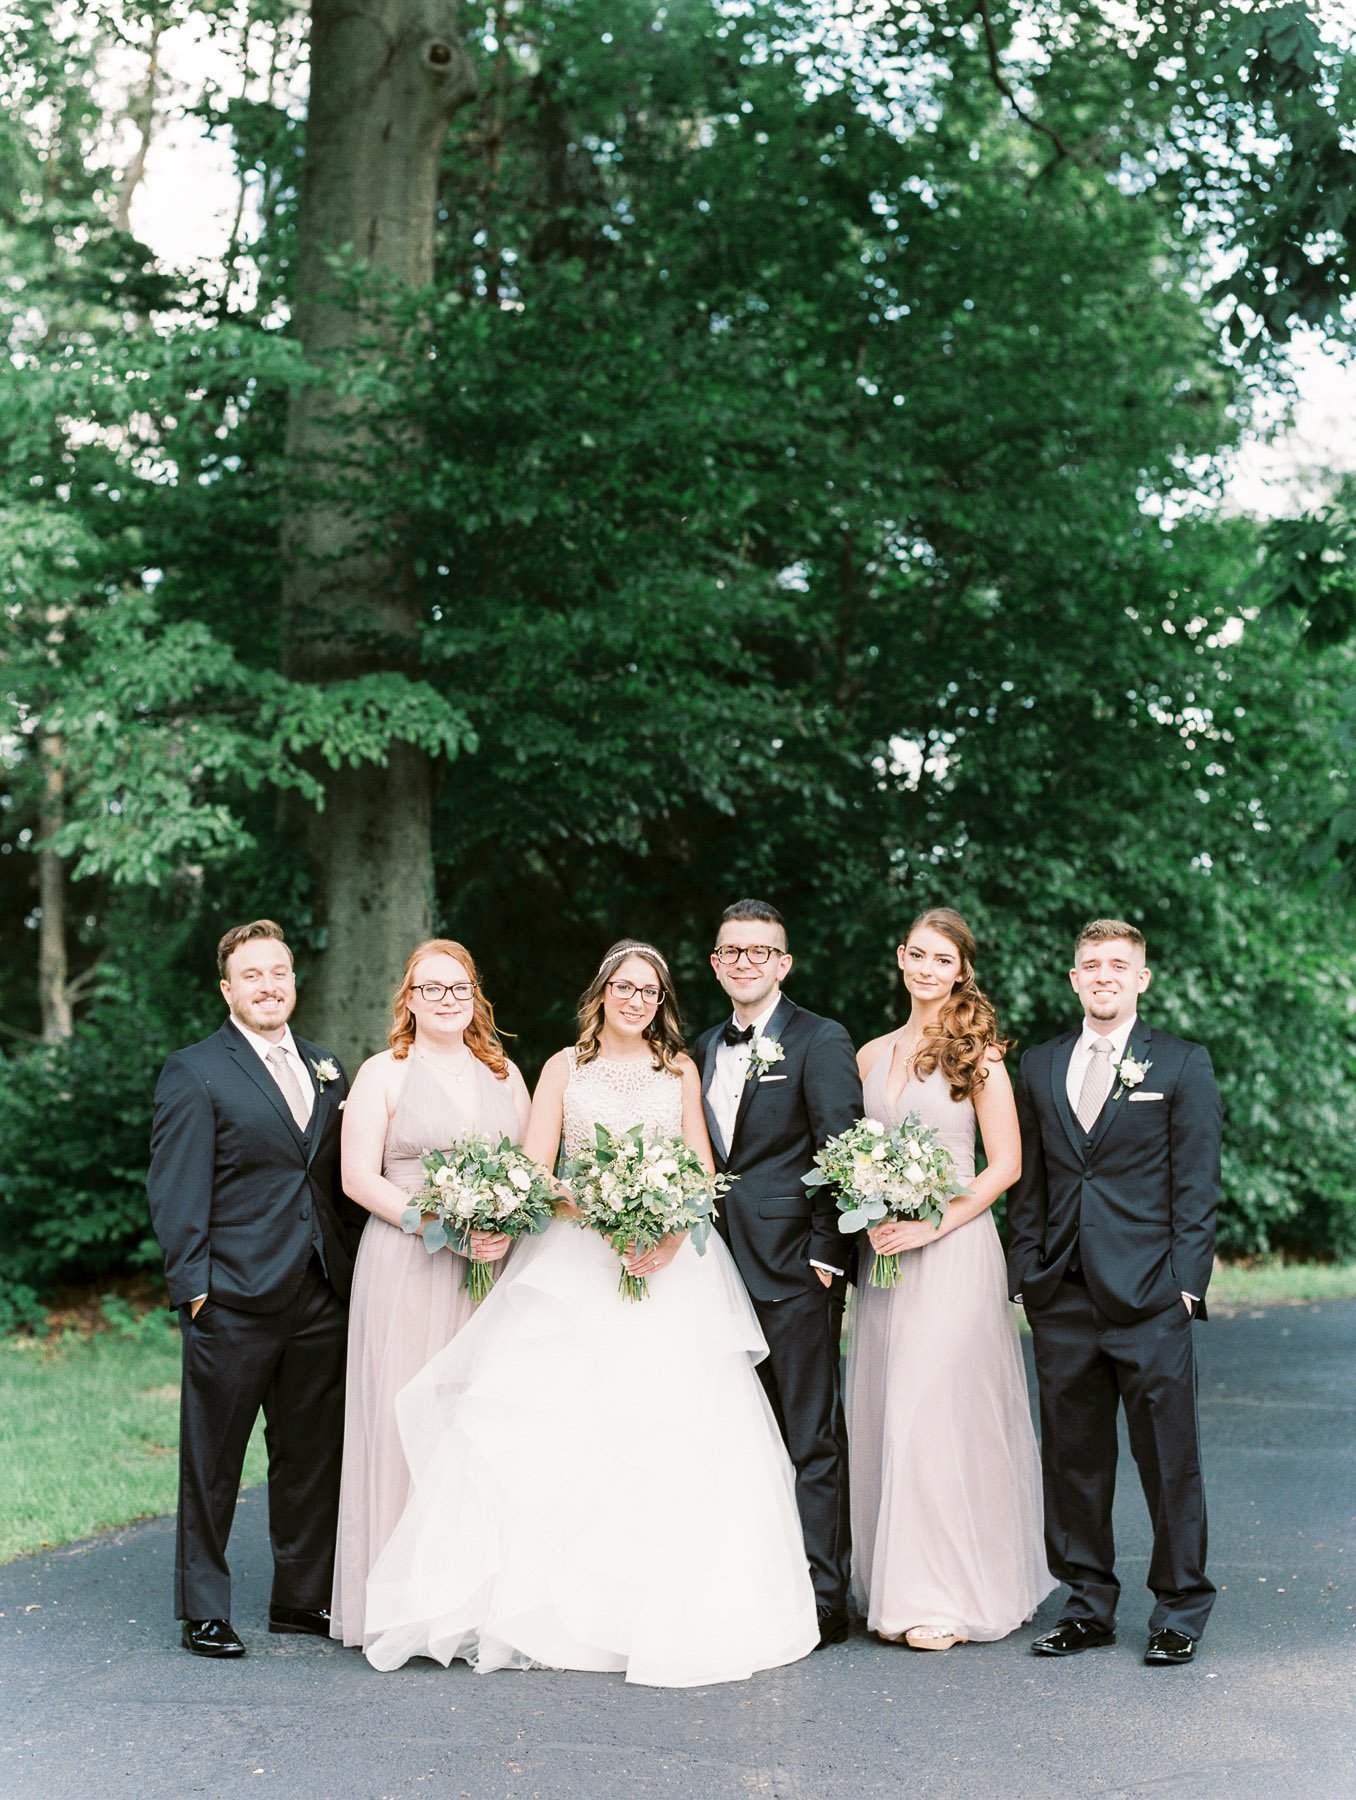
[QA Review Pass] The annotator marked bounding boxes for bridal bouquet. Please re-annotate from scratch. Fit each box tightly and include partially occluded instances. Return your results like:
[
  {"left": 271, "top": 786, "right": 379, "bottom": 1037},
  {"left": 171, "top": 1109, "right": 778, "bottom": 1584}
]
[
  {"left": 564, "top": 1122, "right": 730, "bottom": 1301},
  {"left": 401, "top": 1136, "right": 559, "bottom": 1302},
  {"left": 804, "top": 1115, "right": 962, "bottom": 1289}
]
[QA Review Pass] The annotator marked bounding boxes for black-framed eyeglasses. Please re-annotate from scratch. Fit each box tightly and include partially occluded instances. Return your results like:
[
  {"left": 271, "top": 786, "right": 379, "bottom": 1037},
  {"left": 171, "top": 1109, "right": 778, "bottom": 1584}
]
[
  {"left": 607, "top": 979, "right": 663, "bottom": 1006},
  {"left": 411, "top": 981, "right": 478, "bottom": 1002},
  {"left": 713, "top": 944, "right": 785, "bottom": 966}
]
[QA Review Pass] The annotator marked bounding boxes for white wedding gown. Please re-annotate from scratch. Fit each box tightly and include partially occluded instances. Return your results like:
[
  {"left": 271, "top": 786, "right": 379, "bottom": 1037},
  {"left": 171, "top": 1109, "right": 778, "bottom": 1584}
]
[{"left": 362, "top": 1049, "right": 819, "bottom": 1686}]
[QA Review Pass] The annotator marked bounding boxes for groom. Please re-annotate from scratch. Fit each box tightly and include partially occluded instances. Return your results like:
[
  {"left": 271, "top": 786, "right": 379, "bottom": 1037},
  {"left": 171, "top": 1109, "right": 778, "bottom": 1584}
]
[
  {"left": 1007, "top": 918, "right": 1222, "bottom": 1666},
  {"left": 147, "top": 920, "right": 358, "bottom": 1657},
  {"left": 696, "top": 899, "right": 863, "bottom": 1647}
]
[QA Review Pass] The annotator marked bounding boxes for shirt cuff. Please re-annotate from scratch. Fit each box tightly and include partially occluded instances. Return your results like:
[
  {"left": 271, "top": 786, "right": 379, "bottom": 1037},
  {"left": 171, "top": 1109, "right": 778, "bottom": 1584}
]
[
  {"left": 1182, "top": 1290, "right": 1198, "bottom": 1304},
  {"left": 189, "top": 1293, "right": 207, "bottom": 1305},
  {"left": 810, "top": 1259, "right": 844, "bottom": 1278}
]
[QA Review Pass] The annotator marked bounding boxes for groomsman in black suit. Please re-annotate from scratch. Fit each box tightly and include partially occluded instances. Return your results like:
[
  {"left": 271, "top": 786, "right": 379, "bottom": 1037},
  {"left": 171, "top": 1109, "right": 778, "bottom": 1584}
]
[
  {"left": 695, "top": 899, "right": 863, "bottom": 1648},
  {"left": 1007, "top": 918, "right": 1222, "bottom": 1666},
  {"left": 147, "top": 921, "right": 359, "bottom": 1657}
]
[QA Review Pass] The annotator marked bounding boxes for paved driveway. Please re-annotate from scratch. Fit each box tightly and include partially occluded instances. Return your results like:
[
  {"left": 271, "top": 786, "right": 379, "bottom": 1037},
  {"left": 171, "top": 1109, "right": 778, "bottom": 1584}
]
[{"left": 2, "top": 1300, "right": 1352, "bottom": 1799}]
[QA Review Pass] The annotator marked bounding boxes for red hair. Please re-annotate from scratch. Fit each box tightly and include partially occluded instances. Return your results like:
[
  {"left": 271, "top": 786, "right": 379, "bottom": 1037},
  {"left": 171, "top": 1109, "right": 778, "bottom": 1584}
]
[{"left": 388, "top": 939, "right": 510, "bottom": 1078}]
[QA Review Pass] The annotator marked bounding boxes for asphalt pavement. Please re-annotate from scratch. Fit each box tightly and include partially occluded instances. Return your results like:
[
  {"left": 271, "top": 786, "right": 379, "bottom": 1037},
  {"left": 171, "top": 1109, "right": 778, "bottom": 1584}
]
[{"left": 2, "top": 1299, "right": 1353, "bottom": 1800}]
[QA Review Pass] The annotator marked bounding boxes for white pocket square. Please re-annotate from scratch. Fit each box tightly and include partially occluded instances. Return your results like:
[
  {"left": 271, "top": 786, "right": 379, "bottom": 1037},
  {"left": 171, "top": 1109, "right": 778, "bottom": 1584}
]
[
  {"left": 758, "top": 1074, "right": 788, "bottom": 1084},
  {"left": 1128, "top": 1091, "right": 1164, "bottom": 1102}
]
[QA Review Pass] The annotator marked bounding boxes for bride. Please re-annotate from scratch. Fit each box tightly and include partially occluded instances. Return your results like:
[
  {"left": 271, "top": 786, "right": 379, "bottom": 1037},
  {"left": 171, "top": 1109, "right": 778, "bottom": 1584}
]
[{"left": 362, "top": 939, "right": 819, "bottom": 1686}]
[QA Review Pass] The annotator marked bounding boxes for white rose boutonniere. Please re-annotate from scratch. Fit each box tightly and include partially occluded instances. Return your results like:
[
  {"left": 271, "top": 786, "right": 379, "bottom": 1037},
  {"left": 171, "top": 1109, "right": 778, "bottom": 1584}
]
[
  {"left": 1111, "top": 1052, "right": 1151, "bottom": 1101},
  {"left": 747, "top": 1034, "right": 785, "bottom": 1081},
  {"left": 311, "top": 1056, "right": 340, "bottom": 1090}
]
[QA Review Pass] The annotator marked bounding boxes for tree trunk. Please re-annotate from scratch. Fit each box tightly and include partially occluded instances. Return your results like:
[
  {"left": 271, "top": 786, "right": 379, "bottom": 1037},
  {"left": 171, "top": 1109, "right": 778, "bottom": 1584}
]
[
  {"left": 37, "top": 732, "right": 73, "bottom": 1044},
  {"left": 282, "top": 0, "right": 476, "bottom": 1068}
]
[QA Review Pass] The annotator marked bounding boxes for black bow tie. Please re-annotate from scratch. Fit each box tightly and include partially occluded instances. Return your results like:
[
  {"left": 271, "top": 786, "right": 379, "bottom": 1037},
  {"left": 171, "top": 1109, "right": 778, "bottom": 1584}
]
[{"left": 723, "top": 1021, "right": 755, "bottom": 1048}]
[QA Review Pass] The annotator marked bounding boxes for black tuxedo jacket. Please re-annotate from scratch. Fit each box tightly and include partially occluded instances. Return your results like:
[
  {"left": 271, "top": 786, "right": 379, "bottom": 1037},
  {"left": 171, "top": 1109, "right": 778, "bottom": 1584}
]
[
  {"left": 147, "top": 1018, "right": 359, "bottom": 1314},
  {"left": 1006, "top": 1018, "right": 1222, "bottom": 1325},
  {"left": 695, "top": 996, "right": 863, "bottom": 1304}
]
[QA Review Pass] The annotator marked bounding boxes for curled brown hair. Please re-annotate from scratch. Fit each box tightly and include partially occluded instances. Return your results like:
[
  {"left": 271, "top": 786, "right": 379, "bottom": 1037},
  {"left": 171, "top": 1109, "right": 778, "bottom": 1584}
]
[
  {"left": 901, "top": 908, "right": 1011, "bottom": 1102},
  {"left": 388, "top": 939, "right": 510, "bottom": 1078},
  {"left": 576, "top": 940, "right": 687, "bottom": 1074}
]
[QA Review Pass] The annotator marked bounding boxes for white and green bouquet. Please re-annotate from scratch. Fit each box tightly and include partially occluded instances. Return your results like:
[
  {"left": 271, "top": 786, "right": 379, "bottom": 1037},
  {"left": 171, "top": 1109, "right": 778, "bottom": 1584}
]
[
  {"left": 804, "top": 1114, "right": 962, "bottom": 1289},
  {"left": 564, "top": 1122, "right": 730, "bottom": 1301},
  {"left": 401, "top": 1135, "right": 559, "bottom": 1302}
]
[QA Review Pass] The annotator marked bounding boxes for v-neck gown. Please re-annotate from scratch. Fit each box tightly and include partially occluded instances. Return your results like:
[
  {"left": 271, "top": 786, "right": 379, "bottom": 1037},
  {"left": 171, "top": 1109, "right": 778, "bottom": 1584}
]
[
  {"left": 360, "top": 1051, "right": 819, "bottom": 1686},
  {"left": 845, "top": 1062, "right": 1055, "bottom": 1640},
  {"left": 331, "top": 1053, "right": 530, "bottom": 1646}
]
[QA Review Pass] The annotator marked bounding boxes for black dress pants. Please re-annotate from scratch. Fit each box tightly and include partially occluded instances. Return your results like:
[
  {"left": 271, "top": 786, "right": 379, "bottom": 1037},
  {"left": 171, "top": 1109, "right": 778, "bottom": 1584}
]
[
  {"left": 175, "top": 1261, "right": 347, "bottom": 1620},
  {"left": 1028, "top": 1279, "right": 1214, "bottom": 1638},
  {"left": 753, "top": 1282, "right": 851, "bottom": 1614}
]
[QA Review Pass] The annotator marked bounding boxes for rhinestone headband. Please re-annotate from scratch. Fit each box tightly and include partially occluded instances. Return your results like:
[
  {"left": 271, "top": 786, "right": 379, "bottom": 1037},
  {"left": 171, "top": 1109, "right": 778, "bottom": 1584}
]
[{"left": 599, "top": 942, "right": 669, "bottom": 976}]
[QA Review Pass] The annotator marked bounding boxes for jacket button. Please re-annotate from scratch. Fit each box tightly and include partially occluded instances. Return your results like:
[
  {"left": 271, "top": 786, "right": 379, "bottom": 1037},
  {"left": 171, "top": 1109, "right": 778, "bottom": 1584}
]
[{"left": 300, "top": 1206, "right": 311, "bottom": 1220}]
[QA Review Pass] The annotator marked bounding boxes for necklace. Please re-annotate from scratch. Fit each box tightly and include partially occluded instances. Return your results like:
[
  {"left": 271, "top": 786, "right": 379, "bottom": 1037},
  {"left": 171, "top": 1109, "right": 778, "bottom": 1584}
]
[{"left": 416, "top": 1047, "right": 474, "bottom": 1082}]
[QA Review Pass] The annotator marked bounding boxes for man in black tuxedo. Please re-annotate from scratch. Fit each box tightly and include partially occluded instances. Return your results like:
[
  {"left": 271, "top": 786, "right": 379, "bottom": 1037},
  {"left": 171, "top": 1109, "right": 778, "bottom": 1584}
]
[
  {"left": 695, "top": 899, "right": 863, "bottom": 1648},
  {"left": 147, "top": 920, "right": 360, "bottom": 1657},
  {"left": 1007, "top": 918, "right": 1222, "bottom": 1666}
]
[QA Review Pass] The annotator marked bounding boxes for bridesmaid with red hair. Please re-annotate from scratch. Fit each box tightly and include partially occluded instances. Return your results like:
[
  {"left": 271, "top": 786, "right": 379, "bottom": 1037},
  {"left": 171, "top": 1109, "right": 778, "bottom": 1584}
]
[{"left": 330, "top": 940, "right": 530, "bottom": 1646}]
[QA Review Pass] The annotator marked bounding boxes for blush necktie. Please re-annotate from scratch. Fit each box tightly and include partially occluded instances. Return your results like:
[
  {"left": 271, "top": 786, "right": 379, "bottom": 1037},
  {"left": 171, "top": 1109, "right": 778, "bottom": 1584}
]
[
  {"left": 1075, "top": 1037, "right": 1114, "bottom": 1132},
  {"left": 266, "top": 1044, "right": 312, "bottom": 1130}
]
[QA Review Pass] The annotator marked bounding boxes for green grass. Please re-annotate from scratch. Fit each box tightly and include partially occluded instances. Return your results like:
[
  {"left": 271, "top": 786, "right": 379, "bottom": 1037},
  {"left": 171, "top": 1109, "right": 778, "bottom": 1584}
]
[
  {"left": 0, "top": 1314, "right": 266, "bottom": 1564},
  {"left": 4, "top": 1263, "right": 1355, "bottom": 1564},
  {"left": 1205, "top": 1259, "right": 1356, "bottom": 1310}
]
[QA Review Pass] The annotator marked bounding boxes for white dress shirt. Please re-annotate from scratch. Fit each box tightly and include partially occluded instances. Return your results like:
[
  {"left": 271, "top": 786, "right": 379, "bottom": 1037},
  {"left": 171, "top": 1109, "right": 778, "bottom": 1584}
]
[{"left": 709, "top": 996, "right": 780, "bottom": 1155}]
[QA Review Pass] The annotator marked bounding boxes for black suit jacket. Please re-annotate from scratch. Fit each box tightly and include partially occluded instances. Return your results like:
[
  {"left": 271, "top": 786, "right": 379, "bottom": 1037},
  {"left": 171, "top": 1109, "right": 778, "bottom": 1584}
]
[
  {"left": 1006, "top": 1018, "right": 1222, "bottom": 1325},
  {"left": 695, "top": 996, "right": 863, "bottom": 1304},
  {"left": 147, "top": 1018, "right": 359, "bottom": 1314}
]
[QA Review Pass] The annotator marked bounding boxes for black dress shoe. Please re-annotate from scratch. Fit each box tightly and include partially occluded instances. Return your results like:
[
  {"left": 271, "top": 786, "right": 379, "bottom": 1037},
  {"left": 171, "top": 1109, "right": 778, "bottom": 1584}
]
[
  {"left": 814, "top": 1606, "right": 849, "bottom": 1651},
  {"left": 268, "top": 1605, "right": 332, "bottom": 1637},
  {"left": 1144, "top": 1628, "right": 1196, "bottom": 1665},
  {"left": 182, "top": 1618, "right": 245, "bottom": 1658},
  {"left": 1031, "top": 1619, "right": 1116, "bottom": 1657}
]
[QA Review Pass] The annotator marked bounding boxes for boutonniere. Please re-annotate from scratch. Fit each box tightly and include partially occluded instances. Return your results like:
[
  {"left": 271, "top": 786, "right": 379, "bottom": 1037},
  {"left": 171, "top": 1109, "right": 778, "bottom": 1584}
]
[
  {"left": 1111, "top": 1052, "right": 1151, "bottom": 1101},
  {"left": 310, "top": 1056, "right": 340, "bottom": 1091},
  {"left": 747, "top": 1034, "right": 785, "bottom": 1082}
]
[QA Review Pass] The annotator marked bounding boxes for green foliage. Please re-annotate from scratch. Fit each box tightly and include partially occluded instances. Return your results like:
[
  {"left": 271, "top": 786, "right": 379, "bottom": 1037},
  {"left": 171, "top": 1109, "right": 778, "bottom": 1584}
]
[{"left": 2, "top": 0, "right": 1356, "bottom": 1299}]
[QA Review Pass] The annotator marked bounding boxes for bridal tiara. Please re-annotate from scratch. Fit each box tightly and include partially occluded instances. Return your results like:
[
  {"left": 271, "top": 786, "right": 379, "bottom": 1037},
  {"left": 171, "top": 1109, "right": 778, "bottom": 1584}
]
[{"left": 599, "top": 942, "right": 669, "bottom": 974}]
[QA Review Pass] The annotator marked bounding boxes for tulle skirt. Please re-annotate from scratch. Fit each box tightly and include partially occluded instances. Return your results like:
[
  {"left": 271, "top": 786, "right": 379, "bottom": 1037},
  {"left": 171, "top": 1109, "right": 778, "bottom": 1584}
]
[
  {"left": 846, "top": 1211, "right": 1055, "bottom": 1640},
  {"left": 363, "top": 1220, "right": 819, "bottom": 1686}
]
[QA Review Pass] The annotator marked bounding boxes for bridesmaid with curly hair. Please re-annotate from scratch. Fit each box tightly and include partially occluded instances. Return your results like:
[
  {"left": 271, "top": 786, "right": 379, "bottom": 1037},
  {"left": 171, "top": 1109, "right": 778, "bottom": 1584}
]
[
  {"left": 330, "top": 939, "right": 530, "bottom": 1646},
  {"left": 847, "top": 908, "right": 1055, "bottom": 1650}
]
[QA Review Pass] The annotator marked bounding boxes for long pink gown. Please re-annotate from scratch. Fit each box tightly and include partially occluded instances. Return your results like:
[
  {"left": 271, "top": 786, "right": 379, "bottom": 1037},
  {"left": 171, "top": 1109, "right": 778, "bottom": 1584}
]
[
  {"left": 330, "top": 1052, "right": 529, "bottom": 1646},
  {"left": 846, "top": 1060, "right": 1055, "bottom": 1640}
]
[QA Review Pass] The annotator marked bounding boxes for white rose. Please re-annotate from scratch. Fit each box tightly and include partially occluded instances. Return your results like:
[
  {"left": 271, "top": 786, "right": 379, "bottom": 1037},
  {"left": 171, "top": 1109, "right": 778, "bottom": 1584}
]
[
  {"left": 864, "top": 1118, "right": 887, "bottom": 1137},
  {"left": 871, "top": 1143, "right": 887, "bottom": 1162},
  {"left": 454, "top": 1193, "right": 479, "bottom": 1221},
  {"left": 508, "top": 1164, "right": 533, "bottom": 1192}
]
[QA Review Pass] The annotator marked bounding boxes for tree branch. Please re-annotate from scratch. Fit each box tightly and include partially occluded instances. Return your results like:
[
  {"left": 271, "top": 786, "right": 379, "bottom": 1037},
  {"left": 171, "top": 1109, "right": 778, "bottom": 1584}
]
[{"left": 974, "top": 1, "right": 1079, "bottom": 170}]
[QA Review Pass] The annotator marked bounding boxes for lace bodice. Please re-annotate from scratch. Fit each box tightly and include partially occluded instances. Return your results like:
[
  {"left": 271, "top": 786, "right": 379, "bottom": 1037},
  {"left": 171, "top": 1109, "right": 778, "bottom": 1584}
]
[{"left": 562, "top": 1048, "right": 684, "bottom": 1156}]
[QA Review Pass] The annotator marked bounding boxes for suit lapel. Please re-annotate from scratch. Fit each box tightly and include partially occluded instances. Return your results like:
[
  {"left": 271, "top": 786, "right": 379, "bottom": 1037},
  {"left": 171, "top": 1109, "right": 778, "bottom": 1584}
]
[
  {"left": 222, "top": 1019, "right": 307, "bottom": 1151},
  {"left": 729, "top": 995, "right": 795, "bottom": 1154},
  {"left": 1049, "top": 1031, "right": 1084, "bottom": 1158},
  {"left": 699, "top": 1029, "right": 728, "bottom": 1167},
  {"left": 294, "top": 1038, "right": 330, "bottom": 1168},
  {"left": 1086, "top": 1019, "right": 1153, "bottom": 1155}
]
